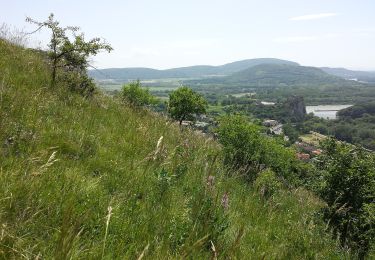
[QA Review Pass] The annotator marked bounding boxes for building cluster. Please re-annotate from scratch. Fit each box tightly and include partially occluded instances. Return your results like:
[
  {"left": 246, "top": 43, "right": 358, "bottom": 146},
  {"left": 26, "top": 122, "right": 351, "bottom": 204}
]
[
  {"left": 181, "top": 114, "right": 216, "bottom": 134},
  {"left": 295, "top": 131, "right": 326, "bottom": 161},
  {"left": 263, "top": 118, "right": 326, "bottom": 162}
]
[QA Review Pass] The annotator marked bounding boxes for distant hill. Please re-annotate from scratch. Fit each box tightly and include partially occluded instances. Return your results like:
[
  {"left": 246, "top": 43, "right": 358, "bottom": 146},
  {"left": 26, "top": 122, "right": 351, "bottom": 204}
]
[
  {"left": 89, "top": 59, "right": 370, "bottom": 88},
  {"left": 214, "top": 58, "right": 299, "bottom": 74},
  {"left": 321, "top": 67, "right": 375, "bottom": 83},
  {"left": 188, "top": 64, "right": 358, "bottom": 87},
  {"left": 88, "top": 58, "right": 298, "bottom": 81}
]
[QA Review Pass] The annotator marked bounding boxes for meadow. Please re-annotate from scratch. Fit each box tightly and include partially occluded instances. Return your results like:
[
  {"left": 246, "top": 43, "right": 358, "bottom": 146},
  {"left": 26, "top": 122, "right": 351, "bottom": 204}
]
[{"left": 0, "top": 38, "right": 351, "bottom": 258}]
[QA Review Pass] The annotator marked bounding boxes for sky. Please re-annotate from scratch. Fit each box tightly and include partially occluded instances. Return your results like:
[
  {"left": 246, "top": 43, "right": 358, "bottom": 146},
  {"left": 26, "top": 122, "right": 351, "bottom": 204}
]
[{"left": 1, "top": 0, "right": 375, "bottom": 70}]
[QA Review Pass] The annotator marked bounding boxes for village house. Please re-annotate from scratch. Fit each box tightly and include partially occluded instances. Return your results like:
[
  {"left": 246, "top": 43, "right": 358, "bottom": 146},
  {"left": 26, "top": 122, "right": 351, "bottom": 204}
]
[
  {"left": 263, "top": 119, "right": 279, "bottom": 127},
  {"left": 296, "top": 152, "right": 310, "bottom": 161},
  {"left": 270, "top": 124, "right": 283, "bottom": 135}
]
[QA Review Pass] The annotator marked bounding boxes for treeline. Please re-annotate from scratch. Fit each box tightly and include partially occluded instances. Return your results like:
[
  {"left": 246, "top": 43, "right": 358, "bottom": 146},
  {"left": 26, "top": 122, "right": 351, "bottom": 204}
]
[
  {"left": 183, "top": 80, "right": 375, "bottom": 106},
  {"left": 221, "top": 96, "right": 306, "bottom": 124},
  {"left": 338, "top": 102, "right": 375, "bottom": 119},
  {"left": 305, "top": 116, "right": 375, "bottom": 151}
]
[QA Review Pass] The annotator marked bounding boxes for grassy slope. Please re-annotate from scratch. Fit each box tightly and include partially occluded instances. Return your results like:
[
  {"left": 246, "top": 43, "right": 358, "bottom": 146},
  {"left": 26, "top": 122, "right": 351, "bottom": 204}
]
[{"left": 0, "top": 40, "right": 347, "bottom": 259}]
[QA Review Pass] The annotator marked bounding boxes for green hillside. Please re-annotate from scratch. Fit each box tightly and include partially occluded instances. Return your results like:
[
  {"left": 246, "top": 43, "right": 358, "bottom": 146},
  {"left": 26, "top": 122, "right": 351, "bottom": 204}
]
[
  {"left": 0, "top": 39, "right": 349, "bottom": 258},
  {"left": 88, "top": 58, "right": 298, "bottom": 81},
  {"left": 215, "top": 58, "right": 299, "bottom": 75},
  {"left": 190, "top": 63, "right": 360, "bottom": 87}
]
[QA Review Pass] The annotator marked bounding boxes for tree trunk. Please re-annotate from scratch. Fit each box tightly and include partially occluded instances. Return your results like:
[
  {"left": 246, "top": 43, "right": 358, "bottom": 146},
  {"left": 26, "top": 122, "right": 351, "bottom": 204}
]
[
  {"left": 179, "top": 115, "right": 185, "bottom": 125},
  {"left": 52, "top": 57, "right": 57, "bottom": 87}
]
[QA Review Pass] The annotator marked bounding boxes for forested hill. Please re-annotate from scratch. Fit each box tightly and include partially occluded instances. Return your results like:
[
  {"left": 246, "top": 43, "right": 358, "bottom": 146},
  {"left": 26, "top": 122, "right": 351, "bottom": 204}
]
[
  {"left": 187, "top": 63, "right": 361, "bottom": 87},
  {"left": 89, "top": 59, "right": 366, "bottom": 89},
  {"left": 88, "top": 58, "right": 298, "bottom": 80}
]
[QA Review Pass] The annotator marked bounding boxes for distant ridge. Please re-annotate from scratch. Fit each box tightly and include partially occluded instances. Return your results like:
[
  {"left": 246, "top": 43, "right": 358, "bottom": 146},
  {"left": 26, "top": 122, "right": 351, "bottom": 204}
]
[
  {"left": 89, "top": 58, "right": 371, "bottom": 87},
  {"left": 227, "top": 64, "right": 345, "bottom": 86},
  {"left": 186, "top": 64, "right": 360, "bottom": 87},
  {"left": 321, "top": 67, "right": 375, "bottom": 83},
  {"left": 88, "top": 58, "right": 299, "bottom": 81}
]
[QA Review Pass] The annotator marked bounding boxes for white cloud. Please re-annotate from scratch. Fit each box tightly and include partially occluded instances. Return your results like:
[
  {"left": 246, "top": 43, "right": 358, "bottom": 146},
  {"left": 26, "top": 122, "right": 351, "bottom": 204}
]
[
  {"left": 289, "top": 13, "right": 338, "bottom": 21},
  {"left": 273, "top": 33, "right": 340, "bottom": 43}
]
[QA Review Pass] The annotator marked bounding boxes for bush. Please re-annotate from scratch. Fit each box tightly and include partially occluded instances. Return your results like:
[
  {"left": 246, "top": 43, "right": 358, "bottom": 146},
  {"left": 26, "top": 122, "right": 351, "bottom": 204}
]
[
  {"left": 315, "top": 138, "right": 375, "bottom": 257},
  {"left": 121, "top": 80, "right": 156, "bottom": 107},
  {"left": 64, "top": 72, "right": 96, "bottom": 97},
  {"left": 217, "top": 115, "right": 301, "bottom": 184}
]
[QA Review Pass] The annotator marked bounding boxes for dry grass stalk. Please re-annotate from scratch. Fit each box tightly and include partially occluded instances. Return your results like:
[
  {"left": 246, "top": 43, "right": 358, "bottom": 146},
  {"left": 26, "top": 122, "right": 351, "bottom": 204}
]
[
  {"left": 137, "top": 243, "right": 150, "bottom": 260},
  {"left": 32, "top": 151, "right": 59, "bottom": 176},
  {"left": 101, "top": 205, "right": 113, "bottom": 259}
]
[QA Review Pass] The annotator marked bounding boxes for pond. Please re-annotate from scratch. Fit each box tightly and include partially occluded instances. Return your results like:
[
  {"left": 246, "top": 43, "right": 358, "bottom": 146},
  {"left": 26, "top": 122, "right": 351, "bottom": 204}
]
[{"left": 306, "top": 105, "right": 352, "bottom": 119}]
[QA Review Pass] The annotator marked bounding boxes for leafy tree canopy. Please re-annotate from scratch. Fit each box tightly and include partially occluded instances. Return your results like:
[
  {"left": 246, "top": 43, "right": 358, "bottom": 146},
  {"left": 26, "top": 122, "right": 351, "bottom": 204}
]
[{"left": 168, "top": 86, "right": 207, "bottom": 125}]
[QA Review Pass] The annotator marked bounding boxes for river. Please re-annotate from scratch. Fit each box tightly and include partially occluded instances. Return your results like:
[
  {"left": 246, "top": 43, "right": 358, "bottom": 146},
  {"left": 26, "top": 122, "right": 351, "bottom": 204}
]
[{"left": 306, "top": 105, "right": 352, "bottom": 120}]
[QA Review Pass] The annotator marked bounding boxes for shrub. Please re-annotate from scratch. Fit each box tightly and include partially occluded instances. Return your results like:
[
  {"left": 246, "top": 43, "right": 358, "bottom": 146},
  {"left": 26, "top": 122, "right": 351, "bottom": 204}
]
[
  {"left": 64, "top": 72, "right": 97, "bottom": 97},
  {"left": 217, "top": 115, "right": 301, "bottom": 184},
  {"left": 121, "top": 80, "right": 156, "bottom": 107},
  {"left": 315, "top": 138, "right": 375, "bottom": 257}
]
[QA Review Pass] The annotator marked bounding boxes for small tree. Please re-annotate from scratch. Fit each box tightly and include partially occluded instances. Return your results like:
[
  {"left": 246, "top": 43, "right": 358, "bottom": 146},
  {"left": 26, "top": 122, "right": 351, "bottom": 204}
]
[
  {"left": 121, "top": 80, "right": 156, "bottom": 107},
  {"left": 26, "top": 14, "right": 112, "bottom": 92},
  {"left": 168, "top": 87, "right": 207, "bottom": 125}
]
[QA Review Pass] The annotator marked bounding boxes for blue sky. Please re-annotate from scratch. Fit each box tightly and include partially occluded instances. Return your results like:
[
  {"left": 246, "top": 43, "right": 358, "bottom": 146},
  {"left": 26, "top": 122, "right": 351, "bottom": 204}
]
[{"left": 1, "top": 0, "right": 375, "bottom": 70}]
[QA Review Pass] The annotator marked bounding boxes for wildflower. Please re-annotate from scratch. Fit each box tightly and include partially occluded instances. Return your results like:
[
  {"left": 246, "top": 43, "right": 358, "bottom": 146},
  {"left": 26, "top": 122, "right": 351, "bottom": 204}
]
[
  {"left": 206, "top": 175, "right": 215, "bottom": 188},
  {"left": 221, "top": 192, "right": 229, "bottom": 210}
]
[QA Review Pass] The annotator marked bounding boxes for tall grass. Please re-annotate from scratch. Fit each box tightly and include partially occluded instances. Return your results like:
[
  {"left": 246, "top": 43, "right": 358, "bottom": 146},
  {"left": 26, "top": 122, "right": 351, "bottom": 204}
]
[
  {"left": 0, "top": 39, "right": 349, "bottom": 258},
  {"left": 0, "top": 23, "right": 28, "bottom": 47}
]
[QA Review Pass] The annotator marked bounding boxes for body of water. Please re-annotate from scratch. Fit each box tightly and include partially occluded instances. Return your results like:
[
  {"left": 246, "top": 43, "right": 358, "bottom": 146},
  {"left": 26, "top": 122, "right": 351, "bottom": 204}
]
[
  {"left": 261, "top": 101, "right": 275, "bottom": 106},
  {"left": 306, "top": 105, "right": 352, "bottom": 119}
]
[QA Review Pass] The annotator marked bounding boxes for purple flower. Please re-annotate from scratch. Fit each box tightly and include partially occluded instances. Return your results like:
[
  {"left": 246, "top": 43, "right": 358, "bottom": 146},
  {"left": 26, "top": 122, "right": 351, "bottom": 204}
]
[
  {"left": 221, "top": 192, "right": 229, "bottom": 210},
  {"left": 207, "top": 175, "right": 215, "bottom": 188}
]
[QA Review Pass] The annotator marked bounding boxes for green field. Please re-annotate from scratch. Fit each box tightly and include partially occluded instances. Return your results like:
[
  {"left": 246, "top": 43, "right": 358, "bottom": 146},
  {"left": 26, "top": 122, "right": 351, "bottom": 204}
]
[{"left": 99, "top": 83, "right": 178, "bottom": 92}]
